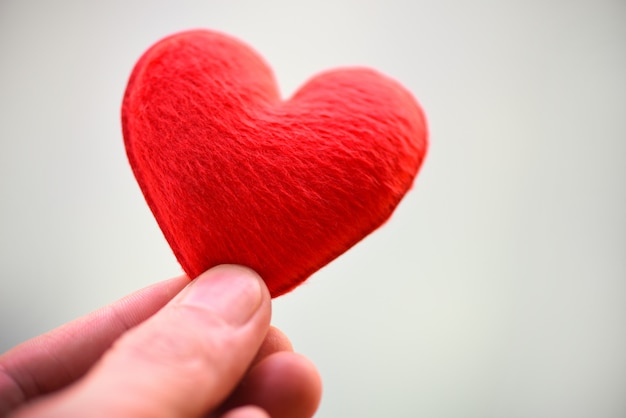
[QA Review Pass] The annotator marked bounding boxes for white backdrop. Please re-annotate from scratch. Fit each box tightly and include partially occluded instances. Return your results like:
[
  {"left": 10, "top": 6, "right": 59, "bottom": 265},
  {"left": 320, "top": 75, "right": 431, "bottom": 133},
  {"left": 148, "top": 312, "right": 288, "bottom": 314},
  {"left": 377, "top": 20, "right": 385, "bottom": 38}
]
[{"left": 1, "top": 1, "right": 625, "bottom": 417}]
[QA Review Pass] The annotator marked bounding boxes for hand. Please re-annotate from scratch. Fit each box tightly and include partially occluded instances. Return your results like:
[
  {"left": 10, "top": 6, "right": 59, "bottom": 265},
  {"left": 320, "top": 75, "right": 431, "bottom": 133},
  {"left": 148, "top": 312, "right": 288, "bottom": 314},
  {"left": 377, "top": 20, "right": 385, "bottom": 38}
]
[{"left": 0, "top": 265, "right": 321, "bottom": 417}]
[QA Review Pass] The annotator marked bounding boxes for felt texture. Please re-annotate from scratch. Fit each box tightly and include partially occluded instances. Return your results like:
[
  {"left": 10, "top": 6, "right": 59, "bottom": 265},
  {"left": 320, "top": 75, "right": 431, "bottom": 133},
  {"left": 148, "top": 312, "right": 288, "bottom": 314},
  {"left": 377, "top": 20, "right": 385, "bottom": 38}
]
[{"left": 122, "top": 29, "right": 428, "bottom": 297}]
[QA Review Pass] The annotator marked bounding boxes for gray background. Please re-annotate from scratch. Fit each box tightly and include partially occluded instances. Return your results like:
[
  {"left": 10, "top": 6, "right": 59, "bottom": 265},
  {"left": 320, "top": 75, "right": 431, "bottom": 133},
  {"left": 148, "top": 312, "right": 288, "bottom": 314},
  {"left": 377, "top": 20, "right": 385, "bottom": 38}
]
[{"left": 1, "top": 1, "right": 625, "bottom": 417}]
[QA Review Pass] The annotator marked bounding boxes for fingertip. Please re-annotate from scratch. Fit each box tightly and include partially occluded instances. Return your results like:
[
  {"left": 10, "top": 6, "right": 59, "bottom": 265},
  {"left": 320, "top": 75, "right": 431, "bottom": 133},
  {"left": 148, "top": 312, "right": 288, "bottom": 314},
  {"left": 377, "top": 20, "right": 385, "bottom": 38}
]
[
  {"left": 181, "top": 264, "right": 269, "bottom": 326},
  {"left": 251, "top": 327, "right": 294, "bottom": 367},
  {"left": 224, "top": 351, "right": 322, "bottom": 418},
  {"left": 272, "top": 352, "right": 322, "bottom": 417},
  {"left": 220, "top": 405, "right": 271, "bottom": 418}
]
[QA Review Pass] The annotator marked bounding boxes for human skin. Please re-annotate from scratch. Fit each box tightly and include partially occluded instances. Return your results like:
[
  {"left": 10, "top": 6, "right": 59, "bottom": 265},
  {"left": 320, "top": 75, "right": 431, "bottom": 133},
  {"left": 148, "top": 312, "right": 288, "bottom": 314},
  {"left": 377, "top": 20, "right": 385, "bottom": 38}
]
[{"left": 0, "top": 265, "right": 322, "bottom": 417}]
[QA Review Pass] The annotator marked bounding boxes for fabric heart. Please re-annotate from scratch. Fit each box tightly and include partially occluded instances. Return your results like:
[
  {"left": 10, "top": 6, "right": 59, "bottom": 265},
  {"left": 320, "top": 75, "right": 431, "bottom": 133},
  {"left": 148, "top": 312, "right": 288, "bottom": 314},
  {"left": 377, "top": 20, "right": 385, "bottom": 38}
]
[{"left": 122, "top": 29, "right": 428, "bottom": 297}]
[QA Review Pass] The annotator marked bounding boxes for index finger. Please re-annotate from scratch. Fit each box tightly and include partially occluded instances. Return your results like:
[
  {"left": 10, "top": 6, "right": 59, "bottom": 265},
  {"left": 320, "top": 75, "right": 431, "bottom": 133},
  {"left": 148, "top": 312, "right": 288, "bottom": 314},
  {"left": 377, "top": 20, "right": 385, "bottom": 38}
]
[{"left": 0, "top": 274, "right": 189, "bottom": 415}]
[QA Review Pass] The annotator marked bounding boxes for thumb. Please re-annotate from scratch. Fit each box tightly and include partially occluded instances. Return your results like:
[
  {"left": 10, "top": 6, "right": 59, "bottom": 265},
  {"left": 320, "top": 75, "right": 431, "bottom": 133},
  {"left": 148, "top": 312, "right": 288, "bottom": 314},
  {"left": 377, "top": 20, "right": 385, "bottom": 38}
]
[{"left": 17, "top": 265, "right": 271, "bottom": 418}]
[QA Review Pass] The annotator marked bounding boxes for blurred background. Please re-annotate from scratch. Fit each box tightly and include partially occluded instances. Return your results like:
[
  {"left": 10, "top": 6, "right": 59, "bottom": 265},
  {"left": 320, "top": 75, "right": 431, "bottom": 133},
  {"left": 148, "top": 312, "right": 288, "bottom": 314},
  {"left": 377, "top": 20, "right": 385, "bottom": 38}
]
[{"left": 1, "top": 1, "right": 625, "bottom": 417}]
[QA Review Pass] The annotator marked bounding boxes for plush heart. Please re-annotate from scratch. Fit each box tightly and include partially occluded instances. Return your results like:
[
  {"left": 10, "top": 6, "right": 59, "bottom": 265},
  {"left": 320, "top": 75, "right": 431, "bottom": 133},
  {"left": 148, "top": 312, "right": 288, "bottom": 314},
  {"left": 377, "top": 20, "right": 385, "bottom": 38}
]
[{"left": 122, "top": 29, "right": 428, "bottom": 297}]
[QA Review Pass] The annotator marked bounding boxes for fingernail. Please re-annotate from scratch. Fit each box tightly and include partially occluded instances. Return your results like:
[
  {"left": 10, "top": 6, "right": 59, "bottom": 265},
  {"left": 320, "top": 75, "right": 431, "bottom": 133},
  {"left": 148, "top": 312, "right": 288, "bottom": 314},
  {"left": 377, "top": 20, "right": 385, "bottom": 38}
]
[{"left": 181, "top": 265, "right": 263, "bottom": 326}]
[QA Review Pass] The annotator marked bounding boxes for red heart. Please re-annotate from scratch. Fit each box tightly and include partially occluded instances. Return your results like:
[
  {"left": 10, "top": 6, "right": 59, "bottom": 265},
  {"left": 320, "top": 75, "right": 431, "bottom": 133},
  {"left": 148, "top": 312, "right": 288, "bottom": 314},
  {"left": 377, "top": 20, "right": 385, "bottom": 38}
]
[{"left": 122, "top": 30, "right": 428, "bottom": 297}]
